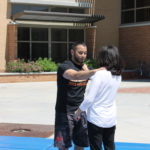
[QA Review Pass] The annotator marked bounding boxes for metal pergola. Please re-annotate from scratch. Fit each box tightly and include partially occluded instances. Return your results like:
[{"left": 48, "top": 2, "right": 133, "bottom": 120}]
[{"left": 13, "top": 10, "right": 105, "bottom": 24}]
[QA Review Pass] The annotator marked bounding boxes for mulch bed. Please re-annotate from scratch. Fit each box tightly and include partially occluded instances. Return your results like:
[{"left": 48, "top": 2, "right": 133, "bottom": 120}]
[{"left": 0, "top": 123, "right": 54, "bottom": 138}]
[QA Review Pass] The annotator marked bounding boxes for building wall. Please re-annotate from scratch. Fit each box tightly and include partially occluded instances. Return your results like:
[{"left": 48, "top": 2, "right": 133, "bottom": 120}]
[
  {"left": 0, "top": 0, "right": 95, "bottom": 72},
  {"left": 0, "top": 0, "right": 11, "bottom": 72},
  {"left": 119, "top": 25, "right": 150, "bottom": 70},
  {"left": 94, "top": 0, "right": 120, "bottom": 56}
]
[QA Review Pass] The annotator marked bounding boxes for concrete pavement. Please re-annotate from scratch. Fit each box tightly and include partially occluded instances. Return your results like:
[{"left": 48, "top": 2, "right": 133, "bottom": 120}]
[{"left": 0, "top": 80, "right": 150, "bottom": 144}]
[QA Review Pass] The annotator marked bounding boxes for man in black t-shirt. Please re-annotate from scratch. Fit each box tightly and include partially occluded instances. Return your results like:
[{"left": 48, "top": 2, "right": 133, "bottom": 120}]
[{"left": 54, "top": 42, "right": 98, "bottom": 150}]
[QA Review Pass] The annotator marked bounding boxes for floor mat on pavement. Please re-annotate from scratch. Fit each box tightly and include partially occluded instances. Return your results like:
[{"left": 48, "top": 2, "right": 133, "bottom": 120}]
[{"left": 0, "top": 136, "right": 150, "bottom": 150}]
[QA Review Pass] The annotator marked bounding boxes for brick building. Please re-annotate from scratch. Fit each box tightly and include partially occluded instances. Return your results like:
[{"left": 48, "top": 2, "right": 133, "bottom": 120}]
[
  {"left": 0, "top": 0, "right": 104, "bottom": 72},
  {"left": 95, "top": 0, "right": 150, "bottom": 76},
  {"left": 1, "top": 0, "right": 150, "bottom": 75}
]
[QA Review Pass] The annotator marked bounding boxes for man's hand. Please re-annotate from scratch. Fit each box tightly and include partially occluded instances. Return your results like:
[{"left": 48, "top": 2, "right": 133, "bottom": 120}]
[{"left": 82, "top": 64, "right": 89, "bottom": 71}]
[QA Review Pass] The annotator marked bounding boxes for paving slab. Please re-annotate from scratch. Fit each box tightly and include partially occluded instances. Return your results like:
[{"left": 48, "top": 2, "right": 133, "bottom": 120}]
[{"left": 0, "top": 80, "right": 150, "bottom": 144}]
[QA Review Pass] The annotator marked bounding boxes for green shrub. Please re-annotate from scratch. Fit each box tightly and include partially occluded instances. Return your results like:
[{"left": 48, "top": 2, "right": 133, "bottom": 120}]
[
  {"left": 6, "top": 59, "right": 42, "bottom": 73},
  {"left": 85, "top": 59, "right": 99, "bottom": 69},
  {"left": 37, "top": 58, "right": 58, "bottom": 72},
  {"left": 7, "top": 58, "right": 99, "bottom": 72}
]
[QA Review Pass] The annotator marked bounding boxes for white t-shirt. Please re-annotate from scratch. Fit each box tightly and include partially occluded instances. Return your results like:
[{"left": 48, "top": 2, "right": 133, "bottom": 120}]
[{"left": 79, "top": 70, "right": 121, "bottom": 128}]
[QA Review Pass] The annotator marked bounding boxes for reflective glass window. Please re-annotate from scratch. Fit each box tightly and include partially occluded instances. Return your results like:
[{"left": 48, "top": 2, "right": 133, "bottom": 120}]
[
  {"left": 12, "top": 4, "right": 29, "bottom": 15},
  {"left": 32, "top": 43, "right": 48, "bottom": 60},
  {"left": 32, "top": 28, "right": 48, "bottom": 41},
  {"left": 136, "top": 8, "right": 150, "bottom": 22},
  {"left": 51, "top": 7, "right": 67, "bottom": 12},
  {"left": 136, "top": 0, "right": 150, "bottom": 8},
  {"left": 18, "top": 43, "right": 30, "bottom": 61},
  {"left": 51, "top": 29, "right": 67, "bottom": 41},
  {"left": 18, "top": 27, "right": 30, "bottom": 41},
  {"left": 51, "top": 43, "right": 67, "bottom": 62},
  {"left": 69, "top": 29, "right": 84, "bottom": 42},
  {"left": 30, "top": 6, "right": 49, "bottom": 11},
  {"left": 69, "top": 8, "right": 85, "bottom": 14},
  {"left": 121, "top": 11, "right": 134, "bottom": 24},
  {"left": 121, "top": 0, "right": 134, "bottom": 10}
]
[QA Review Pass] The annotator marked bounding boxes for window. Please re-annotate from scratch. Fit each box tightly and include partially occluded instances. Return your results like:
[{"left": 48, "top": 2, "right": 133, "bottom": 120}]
[
  {"left": 32, "top": 28, "right": 48, "bottom": 41},
  {"left": 69, "top": 8, "right": 85, "bottom": 14},
  {"left": 12, "top": 4, "right": 85, "bottom": 15},
  {"left": 12, "top": 4, "right": 29, "bottom": 15},
  {"left": 121, "top": 0, "right": 150, "bottom": 24},
  {"left": 14, "top": 4, "right": 85, "bottom": 62},
  {"left": 18, "top": 27, "right": 30, "bottom": 61},
  {"left": 30, "top": 6, "right": 49, "bottom": 12},
  {"left": 12, "top": 4, "right": 49, "bottom": 15},
  {"left": 51, "top": 7, "right": 67, "bottom": 13},
  {"left": 51, "top": 29, "right": 67, "bottom": 41},
  {"left": 136, "top": 0, "right": 150, "bottom": 8},
  {"left": 50, "top": 7, "right": 85, "bottom": 13},
  {"left": 32, "top": 43, "right": 48, "bottom": 60},
  {"left": 18, "top": 43, "right": 30, "bottom": 61},
  {"left": 121, "top": 11, "right": 134, "bottom": 24},
  {"left": 18, "top": 27, "right": 49, "bottom": 61},
  {"left": 51, "top": 43, "right": 67, "bottom": 62},
  {"left": 51, "top": 28, "right": 84, "bottom": 62},
  {"left": 18, "top": 27, "right": 30, "bottom": 41},
  {"left": 69, "top": 29, "right": 84, "bottom": 41},
  {"left": 121, "top": 0, "right": 134, "bottom": 10},
  {"left": 17, "top": 27, "right": 84, "bottom": 62},
  {"left": 136, "top": 8, "right": 150, "bottom": 22}
]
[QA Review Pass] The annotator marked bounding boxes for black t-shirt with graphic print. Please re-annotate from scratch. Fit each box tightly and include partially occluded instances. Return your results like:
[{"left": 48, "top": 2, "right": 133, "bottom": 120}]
[{"left": 55, "top": 60, "right": 88, "bottom": 113}]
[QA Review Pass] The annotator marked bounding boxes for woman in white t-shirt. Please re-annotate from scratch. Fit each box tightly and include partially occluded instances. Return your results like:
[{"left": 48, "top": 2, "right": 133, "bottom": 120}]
[{"left": 75, "top": 46, "right": 123, "bottom": 150}]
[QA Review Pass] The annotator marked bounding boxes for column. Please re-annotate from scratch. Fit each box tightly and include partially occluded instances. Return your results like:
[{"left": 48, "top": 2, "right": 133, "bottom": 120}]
[
  {"left": 7, "top": 23, "right": 18, "bottom": 61},
  {"left": 85, "top": 26, "right": 97, "bottom": 59}
]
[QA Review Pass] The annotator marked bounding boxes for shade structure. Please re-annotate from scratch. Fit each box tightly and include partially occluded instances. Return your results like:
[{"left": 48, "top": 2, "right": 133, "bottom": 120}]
[{"left": 12, "top": 10, "right": 105, "bottom": 24}]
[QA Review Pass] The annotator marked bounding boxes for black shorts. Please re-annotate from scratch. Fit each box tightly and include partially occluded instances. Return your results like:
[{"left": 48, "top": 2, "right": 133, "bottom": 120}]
[{"left": 54, "top": 111, "right": 89, "bottom": 149}]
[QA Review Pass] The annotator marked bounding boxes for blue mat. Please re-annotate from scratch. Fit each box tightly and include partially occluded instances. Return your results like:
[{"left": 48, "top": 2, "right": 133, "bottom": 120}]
[{"left": 0, "top": 136, "right": 150, "bottom": 150}]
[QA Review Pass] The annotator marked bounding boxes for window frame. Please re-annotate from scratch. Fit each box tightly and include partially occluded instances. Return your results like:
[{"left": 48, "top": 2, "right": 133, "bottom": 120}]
[
  {"left": 121, "top": 0, "right": 150, "bottom": 25},
  {"left": 17, "top": 26, "right": 85, "bottom": 62}
]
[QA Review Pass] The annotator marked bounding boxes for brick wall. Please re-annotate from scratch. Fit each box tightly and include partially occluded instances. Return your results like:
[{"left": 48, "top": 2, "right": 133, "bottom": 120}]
[
  {"left": 0, "top": 73, "right": 57, "bottom": 83},
  {"left": 86, "top": 26, "right": 97, "bottom": 59},
  {"left": 0, "top": 72, "right": 138, "bottom": 83},
  {"left": 119, "top": 25, "right": 150, "bottom": 70},
  {"left": 8, "top": 24, "right": 18, "bottom": 61}
]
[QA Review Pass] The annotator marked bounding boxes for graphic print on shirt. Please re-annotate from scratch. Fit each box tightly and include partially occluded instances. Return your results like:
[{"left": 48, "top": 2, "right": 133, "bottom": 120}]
[{"left": 69, "top": 80, "right": 88, "bottom": 87}]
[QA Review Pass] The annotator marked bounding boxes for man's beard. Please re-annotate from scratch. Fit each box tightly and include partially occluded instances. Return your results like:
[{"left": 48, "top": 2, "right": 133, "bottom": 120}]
[{"left": 74, "top": 54, "right": 84, "bottom": 65}]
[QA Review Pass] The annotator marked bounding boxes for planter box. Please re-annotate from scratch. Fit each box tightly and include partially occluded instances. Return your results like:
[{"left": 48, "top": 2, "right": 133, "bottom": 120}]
[
  {"left": 122, "top": 70, "right": 138, "bottom": 80},
  {"left": 0, "top": 70, "right": 140, "bottom": 83},
  {"left": 0, "top": 72, "right": 57, "bottom": 83}
]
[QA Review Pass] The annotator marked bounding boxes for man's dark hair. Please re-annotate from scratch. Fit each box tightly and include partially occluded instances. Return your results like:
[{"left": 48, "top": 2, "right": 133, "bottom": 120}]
[
  {"left": 71, "top": 41, "right": 87, "bottom": 51},
  {"left": 98, "top": 45, "right": 123, "bottom": 75}
]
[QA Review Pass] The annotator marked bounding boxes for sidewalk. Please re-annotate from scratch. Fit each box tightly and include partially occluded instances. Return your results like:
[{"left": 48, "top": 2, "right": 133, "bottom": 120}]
[{"left": 0, "top": 80, "right": 150, "bottom": 144}]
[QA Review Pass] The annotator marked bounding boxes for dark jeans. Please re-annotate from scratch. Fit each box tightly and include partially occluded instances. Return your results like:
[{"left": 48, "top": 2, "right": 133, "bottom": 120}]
[{"left": 88, "top": 121, "right": 116, "bottom": 150}]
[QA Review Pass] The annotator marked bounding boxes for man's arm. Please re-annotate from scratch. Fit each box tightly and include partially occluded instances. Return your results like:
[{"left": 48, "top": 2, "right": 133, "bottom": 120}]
[
  {"left": 63, "top": 69, "right": 96, "bottom": 80},
  {"left": 63, "top": 64, "right": 105, "bottom": 80}
]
